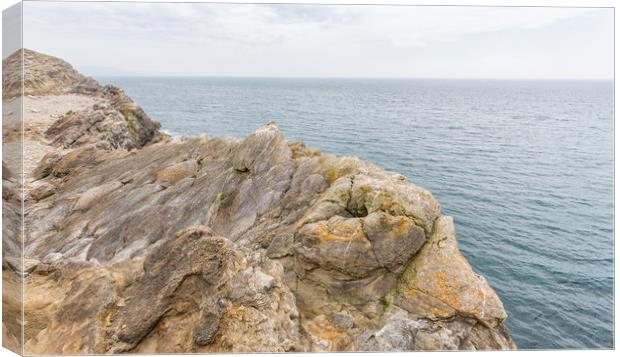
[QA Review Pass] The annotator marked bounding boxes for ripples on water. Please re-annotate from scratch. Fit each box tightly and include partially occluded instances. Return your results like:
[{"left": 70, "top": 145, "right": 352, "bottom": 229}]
[{"left": 98, "top": 76, "right": 614, "bottom": 349}]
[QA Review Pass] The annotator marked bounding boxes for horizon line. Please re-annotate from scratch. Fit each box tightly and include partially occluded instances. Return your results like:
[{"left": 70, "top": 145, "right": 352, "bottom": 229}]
[{"left": 90, "top": 74, "right": 614, "bottom": 81}]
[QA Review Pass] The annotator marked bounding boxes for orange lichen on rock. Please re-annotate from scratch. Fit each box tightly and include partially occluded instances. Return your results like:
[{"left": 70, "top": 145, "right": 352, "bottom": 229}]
[
  {"left": 289, "top": 141, "right": 321, "bottom": 159},
  {"left": 315, "top": 221, "right": 359, "bottom": 242},
  {"left": 222, "top": 305, "right": 247, "bottom": 322},
  {"left": 397, "top": 216, "right": 507, "bottom": 327},
  {"left": 304, "top": 315, "right": 353, "bottom": 351},
  {"left": 317, "top": 156, "right": 362, "bottom": 184}
]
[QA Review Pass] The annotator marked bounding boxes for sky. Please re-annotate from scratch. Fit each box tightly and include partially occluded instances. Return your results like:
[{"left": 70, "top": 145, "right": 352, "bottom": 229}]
[{"left": 14, "top": 1, "right": 615, "bottom": 79}]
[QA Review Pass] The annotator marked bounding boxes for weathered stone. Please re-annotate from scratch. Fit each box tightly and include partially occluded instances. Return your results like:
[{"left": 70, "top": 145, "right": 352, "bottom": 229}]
[
  {"left": 192, "top": 312, "right": 222, "bottom": 346},
  {"left": 50, "top": 146, "right": 105, "bottom": 177},
  {"left": 289, "top": 140, "right": 321, "bottom": 159},
  {"left": 3, "top": 49, "right": 103, "bottom": 99},
  {"left": 45, "top": 104, "right": 164, "bottom": 151},
  {"left": 232, "top": 122, "right": 291, "bottom": 173},
  {"left": 2, "top": 162, "right": 22, "bottom": 262},
  {"left": 303, "top": 314, "right": 353, "bottom": 351},
  {"left": 154, "top": 160, "right": 198, "bottom": 186},
  {"left": 296, "top": 216, "right": 378, "bottom": 278},
  {"left": 349, "top": 174, "right": 441, "bottom": 235},
  {"left": 396, "top": 216, "right": 508, "bottom": 328},
  {"left": 356, "top": 308, "right": 422, "bottom": 351},
  {"left": 101, "top": 85, "right": 168, "bottom": 148},
  {"left": 6, "top": 49, "right": 516, "bottom": 354},
  {"left": 26, "top": 226, "right": 300, "bottom": 354},
  {"left": 29, "top": 182, "right": 56, "bottom": 201},
  {"left": 32, "top": 152, "right": 63, "bottom": 180},
  {"left": 73, "top": 181, "right": 122, "bottom": 211},
  {"left": 108, "top": 227, "right": 235, "bottom": 353},
  {"left": 291, "top": 172, "right": 438, "bottom": 320},
  {"left": 43, "top": 85, "right": 166, "bottom": 151},
  {"left": 25, "top": 267, "right": 120, "bottom": 354},
  {"left": 2, "top": 160, "right": 13, "bottom": 181}
]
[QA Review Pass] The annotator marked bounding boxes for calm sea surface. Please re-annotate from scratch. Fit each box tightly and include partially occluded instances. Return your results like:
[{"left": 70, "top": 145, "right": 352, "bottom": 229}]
[{"left": 97, "top": 76, "right": 614, "bottom": 349}]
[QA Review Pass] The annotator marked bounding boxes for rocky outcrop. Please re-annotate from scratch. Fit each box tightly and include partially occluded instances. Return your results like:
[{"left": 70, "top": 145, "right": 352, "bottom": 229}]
[
  {"left": 395, "top": 216, "right": 508, "bottom": 327},
  {"left": 3, "top": 49, "right": 103, "bottom": 99},
  {"left": 25, "top": 227, "right": 300, "bottom": 354},
  {"left": 2, "top": 49, "right": 516, "bottom": 354},
  {"left": 2, "top": 160, "right": 21, "bottom": 260},
  {"left": 44, "top": 85, "right": 167, "bottom": 150},
  {"left": 2, "top": 159, "right": 23, "bottom": 354}
]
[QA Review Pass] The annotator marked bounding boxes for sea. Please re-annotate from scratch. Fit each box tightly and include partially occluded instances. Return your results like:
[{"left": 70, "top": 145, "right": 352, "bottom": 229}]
[{"left": 96, "top": 76, "right": 614, "bottom": 350}]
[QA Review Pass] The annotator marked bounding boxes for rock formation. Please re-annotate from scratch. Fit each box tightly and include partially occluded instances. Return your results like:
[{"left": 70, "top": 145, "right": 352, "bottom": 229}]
[
  {"left": 44, "top": 85, "right": 167, "bottom": 150},
  {"left": 2, "top": 49, "right": 516, "bottom": 354},
  {"left": 2, "top": 49, "right": 102, "bottom": 99}
]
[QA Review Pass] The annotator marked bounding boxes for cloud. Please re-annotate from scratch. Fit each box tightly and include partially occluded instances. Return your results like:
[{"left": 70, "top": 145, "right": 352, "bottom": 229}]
[
  {"left": 342, "top": 6, "right": 598, "bottom": 47},
  {"left": 21, "top": 2, "right": 611, "bottom": 78},
  {"left": 24, "top": 2, "right": 596, "bottom": 47}
]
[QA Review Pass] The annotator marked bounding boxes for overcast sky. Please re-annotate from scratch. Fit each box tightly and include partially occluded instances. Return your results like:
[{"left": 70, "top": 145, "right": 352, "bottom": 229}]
[{"left": 18, "top": 2, "right": 614, "bottom": 79}]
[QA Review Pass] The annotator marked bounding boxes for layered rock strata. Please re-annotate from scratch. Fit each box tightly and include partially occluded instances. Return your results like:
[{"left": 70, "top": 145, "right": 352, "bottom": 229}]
[{"left": 2, "top": 49, "right": 516, "bottom": 354}]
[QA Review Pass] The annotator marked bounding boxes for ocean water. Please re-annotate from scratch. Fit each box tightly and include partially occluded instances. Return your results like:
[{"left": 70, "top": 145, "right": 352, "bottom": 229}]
[{"left": 97, "top": 76, "right": 614, "bottom": 350}]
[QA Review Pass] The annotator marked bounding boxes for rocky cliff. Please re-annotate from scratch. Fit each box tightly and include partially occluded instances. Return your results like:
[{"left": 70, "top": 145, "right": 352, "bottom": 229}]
[{"left": 2, "top": 49, "right": 516, "bottom": 354}]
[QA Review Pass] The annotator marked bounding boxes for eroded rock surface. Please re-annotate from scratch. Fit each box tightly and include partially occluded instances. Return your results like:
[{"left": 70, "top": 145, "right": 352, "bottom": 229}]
[
  {"left": 45, "top": 85, "right": 166, "bottom": 150},
  {"left": 3, "top": 49, "right": 102, "bottom": 99},
  {"left": 2, "top": 49, "right": 516, "bottom": 353}
]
